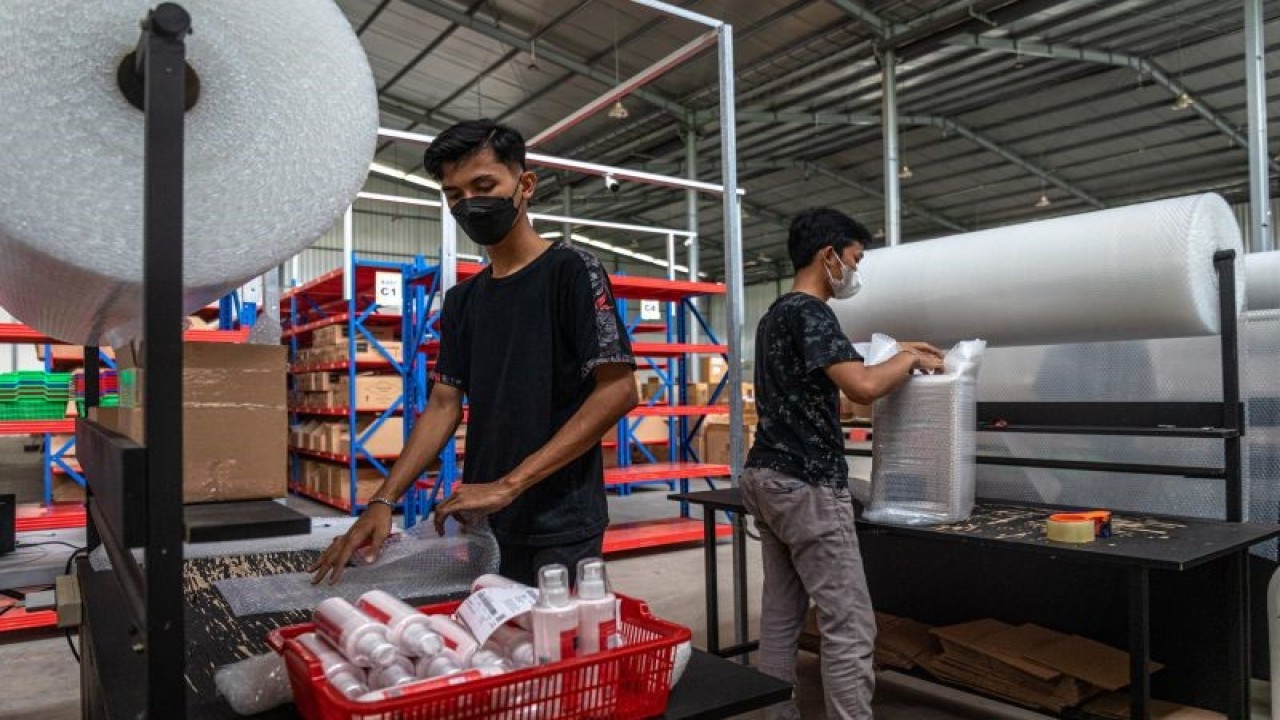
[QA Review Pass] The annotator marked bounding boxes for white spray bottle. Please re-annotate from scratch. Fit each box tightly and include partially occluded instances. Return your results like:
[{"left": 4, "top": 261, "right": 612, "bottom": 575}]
[
  {"left": 575, "top": 558, "right": 621, "bottom": 654},
  {"left": 531, "top": 564, "right": 578, "bottom": 664},
  {"left": 356, "top": 589, "right": 445, "bottom": 658},
  {"left": 313, "top": 597, "right": 398, "bottom": 668}
]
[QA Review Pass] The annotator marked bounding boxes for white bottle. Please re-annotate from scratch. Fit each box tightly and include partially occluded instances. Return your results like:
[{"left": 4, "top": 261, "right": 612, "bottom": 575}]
[
  {"left": 313, "top": 597, "right": 399, "bottom": 668},
  {"left": 489, "top": 624, "right": 537, "bottom": 668},
  {"left": 469, "top": 644, "right": 513, "bottom": 672},
  {"left": 415, "top": 650, "right": 464, "bottom": 679},
  {"left": 367, "top": 655, "right": 418, "bottom": 690},
  {"left": 356, "top": 666, "right": 507, "bottom": 703},
  {"left": 470, "top": 574, "right": 535, "bottom": 629},
  {"left": 296, "top": 632, "right": 370, "bottom": 699},
  {"left": 356, "top": 589, "right": 445, "bottom": 658},
  {"left": 531, "top": 564, "right": 579, "bottom": 664},
  {"left": 423, "top": 614, "right": 479, "bottom": 663},
  {"left": 575, "top": 558, "right": 622, "bottom": 655}
]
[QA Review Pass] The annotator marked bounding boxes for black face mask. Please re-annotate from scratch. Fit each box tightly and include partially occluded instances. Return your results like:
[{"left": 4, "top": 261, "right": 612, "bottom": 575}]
[{"left": 450, "top": 184, "right": 523, "bottom": 246}]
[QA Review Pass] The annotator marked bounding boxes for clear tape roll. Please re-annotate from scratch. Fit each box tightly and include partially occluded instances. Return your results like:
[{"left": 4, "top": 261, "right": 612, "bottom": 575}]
[
  {"left": 0, "top": 1, "right": 378, "bottom": 346},
  {"left": 835, "top": 194, "right": 1245, "bottom": 348}
]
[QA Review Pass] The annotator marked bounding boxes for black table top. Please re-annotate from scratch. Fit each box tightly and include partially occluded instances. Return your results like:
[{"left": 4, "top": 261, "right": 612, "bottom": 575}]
[
  {"left": 669, "top": 488, "right": 1280, "bottom": 571},
  {"left": 82, "top": 546, "right": 787, "bottom": 719}
]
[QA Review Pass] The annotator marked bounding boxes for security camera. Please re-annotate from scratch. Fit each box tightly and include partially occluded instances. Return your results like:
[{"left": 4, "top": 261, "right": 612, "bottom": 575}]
[{"left": 603, "top": 174, "right": 620, "bottom": 193}]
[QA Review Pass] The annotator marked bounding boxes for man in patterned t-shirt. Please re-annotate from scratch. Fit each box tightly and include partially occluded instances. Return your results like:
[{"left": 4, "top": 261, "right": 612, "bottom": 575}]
[{"left": 743, "top": 208, "right": 943, "bottom": 719}]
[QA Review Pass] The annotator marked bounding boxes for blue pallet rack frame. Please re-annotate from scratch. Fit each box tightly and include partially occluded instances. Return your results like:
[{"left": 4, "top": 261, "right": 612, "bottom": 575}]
[
  {"left": 286, "top": 256, "right": 456, "bottom": 523},
  {"left": 400, "top": 256, "right": 458, "bottom": 523}
]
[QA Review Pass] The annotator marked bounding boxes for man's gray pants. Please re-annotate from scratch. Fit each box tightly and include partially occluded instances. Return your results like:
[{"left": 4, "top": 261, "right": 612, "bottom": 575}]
[{"left": 740, "top": 467, "right": 877, "bottom": 719}]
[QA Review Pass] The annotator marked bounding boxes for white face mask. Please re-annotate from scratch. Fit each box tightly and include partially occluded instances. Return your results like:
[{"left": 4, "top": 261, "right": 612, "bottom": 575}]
[{"left": 824, "top": 251, "right": 863, "bottom": 300}]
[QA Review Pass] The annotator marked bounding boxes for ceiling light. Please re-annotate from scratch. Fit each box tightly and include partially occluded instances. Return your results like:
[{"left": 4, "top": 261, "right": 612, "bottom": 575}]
[
  {"left": 1172, "top": 92, "right": 1194, "bottom": 111},
  {"left": 1035, "top": 193, "right": 1052, "bottom": 208},
  {"left": 898, "top": 164, "right": 913, "bottom": 180},
  {"left": 608, "top": 100, "right": 630, "bottom": 120}
]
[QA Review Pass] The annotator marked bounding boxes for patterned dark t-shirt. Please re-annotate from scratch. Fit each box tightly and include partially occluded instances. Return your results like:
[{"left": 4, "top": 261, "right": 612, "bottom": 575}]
[{"left": 746, "top": 292, "right": 862, "bottom": 487}]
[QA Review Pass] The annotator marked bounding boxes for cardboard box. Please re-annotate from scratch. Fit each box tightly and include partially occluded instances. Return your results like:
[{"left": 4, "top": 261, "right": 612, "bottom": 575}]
[
  {"left": 111, "top": 342, "right": 288, "bottom": 504},
  {"left": 702, "top": 418, "right": 755, "bottom": 466},
  {"left": 686, "top": 383, "right": 711, "bottom": 406},
  {"left": 332, "top": 417, "right": 404, "bottom": 457},
  {"left": 37, "top": 345, "right": 115, "bottom": 363},
  {"left": 697, "top": 356, "right": 728, "bottom": 384},
  {"left": 312, "top": 339, "right": 403, "bottom": 364},
  {"left": 52, "top": 476, "right": 85, "bottom": 503},
  {"left": 312, "top": 324, "right": 397, "bottom": 347}
]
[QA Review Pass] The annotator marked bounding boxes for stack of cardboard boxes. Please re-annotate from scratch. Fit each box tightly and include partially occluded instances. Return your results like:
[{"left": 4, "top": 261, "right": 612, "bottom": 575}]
[
  {"left": 92, "top": 341, "right": 288, "bottom": 504},
  {"left": 292, "top": 372, "right": 401, "bottom": 409},
  {"left": 293, "top": 324, "right": 403, "bottom": 367}
]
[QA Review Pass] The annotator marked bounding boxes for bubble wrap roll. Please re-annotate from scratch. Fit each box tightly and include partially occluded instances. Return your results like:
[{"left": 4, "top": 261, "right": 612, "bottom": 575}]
[
  {"left": 866, "top": 340, "right": 986, "bottom": 526},
  {"left": 836, "top": 194, "right": 1245, "bottom": 348},
  {"left": 1247, "top": 251, "right": 1280, "bottom": 310},
  {"left": 0, "top": 1, "right": 377, "bottom": 346}
]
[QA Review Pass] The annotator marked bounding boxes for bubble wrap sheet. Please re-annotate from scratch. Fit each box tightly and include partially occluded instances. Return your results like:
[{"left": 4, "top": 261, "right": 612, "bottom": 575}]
[
  {"left": 215, "top": 521, "right": 500, "bottom": 617},
  {"left": 1247, "top": 251, "right": 1280, "bottom": 310},
  {"left": 864, "top": 338, "right": 987, "bottom": 526},
  {"left": 972, "top": 310, "right": 1279, "bottom": 556},
  {"left": 0, "top": 0, "right": 378, "bottom": 346},
  {"left": 835, "top": 194, "right": 1245, "bottom": 348}
]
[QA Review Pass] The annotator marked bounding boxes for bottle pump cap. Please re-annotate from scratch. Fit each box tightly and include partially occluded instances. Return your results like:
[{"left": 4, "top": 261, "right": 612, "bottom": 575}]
[{"left": 537, "top": 564, "right": 571, "bottom": 608}]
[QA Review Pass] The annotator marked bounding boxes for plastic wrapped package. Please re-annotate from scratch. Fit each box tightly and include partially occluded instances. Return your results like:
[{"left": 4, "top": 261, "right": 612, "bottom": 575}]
[
  {"left": 863, "top": 336, "right": 987, "bottom": 526},
  {"left": 214, "top": 519, "right": 499, "bottom": 617},
  {"left": 214, "top": 652, "right": 293, "bottom": 716}
]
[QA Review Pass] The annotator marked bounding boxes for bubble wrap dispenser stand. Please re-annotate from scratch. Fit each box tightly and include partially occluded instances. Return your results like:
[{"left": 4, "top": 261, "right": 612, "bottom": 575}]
[
  {"left": 73, "top": 8, "right": 192, "bottom": 719},
  {"left": 268, "top": 595, "right": 690, "bottom": 720}
]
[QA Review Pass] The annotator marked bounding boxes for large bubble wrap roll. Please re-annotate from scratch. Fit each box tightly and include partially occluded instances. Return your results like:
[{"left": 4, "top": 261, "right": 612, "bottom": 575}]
[
  {"left": 865, "top": 338, "right": 986, "bottom": 526},
  {"left": 836, "top": 194, "right": 1244, "bottom": 348},
  {"left": 0, "top": 1, "right": 378, "bottom": 346},
  {"left": 1247, "top": 250, "right": 1280, "bottom": 310}
]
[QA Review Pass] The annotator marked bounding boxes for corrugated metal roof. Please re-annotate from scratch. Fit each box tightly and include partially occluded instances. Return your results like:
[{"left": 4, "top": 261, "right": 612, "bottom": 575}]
[{"left": 345, "top": 0, "right": 1280, "bottom": 280}]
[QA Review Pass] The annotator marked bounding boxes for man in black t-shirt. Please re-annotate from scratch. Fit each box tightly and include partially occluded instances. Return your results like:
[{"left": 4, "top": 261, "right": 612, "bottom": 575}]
[
  {"left": 311, "top": 120, "right": 638, "bottom": 586},
  {"left": 743, "top": 209, "right": 942, "bottom": 719}
]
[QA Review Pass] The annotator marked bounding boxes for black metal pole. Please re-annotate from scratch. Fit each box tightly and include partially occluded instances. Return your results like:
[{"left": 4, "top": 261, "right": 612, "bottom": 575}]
[
  {"left": 83, "top": 346, "right": 100, "bottom": 550},
  {"left": 1128, "top": 567, "right": 1150, "bottom": 720},
  {"left": 140, "top": 4, "right": 190, "bottom": 717},
  {"left": 1214, "top": 250, "right": 1243, "bottom": 522}
]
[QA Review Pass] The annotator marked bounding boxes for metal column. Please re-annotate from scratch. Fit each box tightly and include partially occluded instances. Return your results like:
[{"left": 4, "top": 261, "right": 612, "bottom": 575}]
[
  {"left": 561, "top": 178, "right": 573, "bottom": 244},
  {"left": 882, "top": 49, "right": 902, "bottom": 246},
  {"left": 341, "top": 205, "right": 354, "bottom": 300},
  {"left": 685, "top": 116, "right": 701, "bottom": 363},
  {"left": 1245, "top": 0, "right": 1273, "bottom": 253},
  {"left": 717, "top": 22, "right": 750, "bottom": 655},
  {"left": 440, "top": 190, "right": 458, "bottom": 292}
]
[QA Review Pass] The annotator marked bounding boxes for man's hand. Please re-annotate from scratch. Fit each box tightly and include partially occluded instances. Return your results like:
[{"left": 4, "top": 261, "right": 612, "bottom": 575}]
[
  {"left": 433, "top": 481, "right": 520, "bottom": 535},
  {"left": 309, "top": 504, "right": 393, "bottom": 585},
  {"left": 900, "top": 341, "right": 945, "bottom": 373}
]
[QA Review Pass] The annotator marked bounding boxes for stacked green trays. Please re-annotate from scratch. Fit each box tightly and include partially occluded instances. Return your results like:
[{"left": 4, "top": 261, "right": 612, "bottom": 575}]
[
  {"left": 75, "top": 395, "right": 119, "bottom": 416},
  {"left": 0, "top": 371, "right": 73, "bottom": 420}
]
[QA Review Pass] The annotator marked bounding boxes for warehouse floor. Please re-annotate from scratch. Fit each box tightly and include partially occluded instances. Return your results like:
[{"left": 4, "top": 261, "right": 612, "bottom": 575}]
[{"left": 0, "top": 440, "right": 1272, "bottom": 719}]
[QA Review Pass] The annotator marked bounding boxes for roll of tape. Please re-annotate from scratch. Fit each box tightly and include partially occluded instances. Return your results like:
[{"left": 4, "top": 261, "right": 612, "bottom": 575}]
[
  {"left": 0, "top": 1, "right": 378, "bottom": 346},
  {"left": 1046, "top": 514, "right": 1096, "bottom": 544}
]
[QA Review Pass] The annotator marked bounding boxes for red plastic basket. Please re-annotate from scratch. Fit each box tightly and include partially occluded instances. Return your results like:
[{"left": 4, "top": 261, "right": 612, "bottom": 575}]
[{"left": 268, "top": 595, "right": 690, "bottom": 720}]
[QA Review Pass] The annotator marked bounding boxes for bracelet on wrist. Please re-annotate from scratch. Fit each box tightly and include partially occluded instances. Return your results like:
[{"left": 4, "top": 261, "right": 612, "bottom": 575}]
[{"left": 367, "top": 497, "right": 396, "bottom": 511}]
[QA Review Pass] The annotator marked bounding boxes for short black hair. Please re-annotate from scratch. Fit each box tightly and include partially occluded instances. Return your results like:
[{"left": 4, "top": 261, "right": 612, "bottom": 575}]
[
  {"left": 422, "top": 119, "right": 527, "bottom": 180},
  {"left": 787, "top": 208, "right": 873, "bottom": 271}
]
